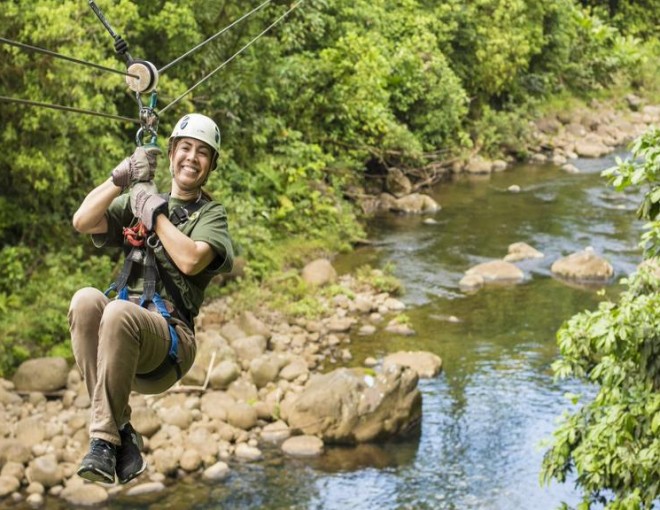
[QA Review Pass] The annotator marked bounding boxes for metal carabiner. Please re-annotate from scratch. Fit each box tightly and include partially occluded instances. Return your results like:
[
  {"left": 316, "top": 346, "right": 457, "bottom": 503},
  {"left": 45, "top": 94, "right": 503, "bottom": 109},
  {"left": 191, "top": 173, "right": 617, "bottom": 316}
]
[{"left": 146, "top": 233, "right": 161, "bottom": 250}]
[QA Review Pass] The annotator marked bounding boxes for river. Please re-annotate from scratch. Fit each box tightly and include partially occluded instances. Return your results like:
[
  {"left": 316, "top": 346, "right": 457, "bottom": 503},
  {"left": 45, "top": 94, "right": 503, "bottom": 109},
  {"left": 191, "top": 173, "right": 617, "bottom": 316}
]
[{"left": 41, "top": 151, "right": 643, "bottom": 510}]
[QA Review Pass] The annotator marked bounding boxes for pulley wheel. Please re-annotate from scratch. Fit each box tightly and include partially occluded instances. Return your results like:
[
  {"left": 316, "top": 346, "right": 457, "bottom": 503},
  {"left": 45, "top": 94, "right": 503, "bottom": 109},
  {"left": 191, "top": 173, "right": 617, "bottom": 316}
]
[{"left": 125, "top": 60, "right": 159, "bottom": 93}]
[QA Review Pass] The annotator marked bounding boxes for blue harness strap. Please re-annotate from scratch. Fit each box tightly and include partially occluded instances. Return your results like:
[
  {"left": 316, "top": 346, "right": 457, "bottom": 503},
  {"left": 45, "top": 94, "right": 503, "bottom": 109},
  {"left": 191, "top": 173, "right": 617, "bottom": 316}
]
[{"left": 104, "top": 250, "right": 183, "bottom": 382}]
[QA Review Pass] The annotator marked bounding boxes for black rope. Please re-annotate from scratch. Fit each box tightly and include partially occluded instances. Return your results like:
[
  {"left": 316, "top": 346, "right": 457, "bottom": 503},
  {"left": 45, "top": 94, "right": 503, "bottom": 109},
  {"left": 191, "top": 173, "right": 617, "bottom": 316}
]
[
  {"left": 0, "top": 96, "right": 139, "bottom": 124},
  {"left": 159, "top": 0, "right": 304, "bottom": 115},
  {"left": 0, "top": 37, "right": 138, "bottom": 79},
  {"left": 158, "top": 0, "right": 273, "bottom": 75}
]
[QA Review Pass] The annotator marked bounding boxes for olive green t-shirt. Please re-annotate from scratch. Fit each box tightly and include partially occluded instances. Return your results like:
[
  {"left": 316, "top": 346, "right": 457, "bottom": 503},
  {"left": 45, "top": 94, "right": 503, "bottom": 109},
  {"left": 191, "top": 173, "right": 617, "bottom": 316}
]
[{"left": 92, "top": 193, "right": 234, "bottom": 319}]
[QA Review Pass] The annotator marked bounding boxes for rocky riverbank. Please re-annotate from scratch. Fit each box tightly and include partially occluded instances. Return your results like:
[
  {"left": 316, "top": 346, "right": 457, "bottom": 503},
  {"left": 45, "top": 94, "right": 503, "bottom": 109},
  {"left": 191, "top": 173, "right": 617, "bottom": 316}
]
[
  {"left": 354, "top": 96, "right": 660, "bottom": 216},
  {"left": 0, "top": 264, "right": 442, "bottom": 507}
]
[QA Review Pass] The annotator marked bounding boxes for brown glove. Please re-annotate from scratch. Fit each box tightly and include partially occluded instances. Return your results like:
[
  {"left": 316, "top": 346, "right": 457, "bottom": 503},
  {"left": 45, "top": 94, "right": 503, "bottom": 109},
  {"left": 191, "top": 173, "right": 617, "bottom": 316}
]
[
  {"left": 111, "top": 146, "right": 161, "bottom": 190},
  {"left": 130, "top": 182, "right": 167, "bottom": 231}
]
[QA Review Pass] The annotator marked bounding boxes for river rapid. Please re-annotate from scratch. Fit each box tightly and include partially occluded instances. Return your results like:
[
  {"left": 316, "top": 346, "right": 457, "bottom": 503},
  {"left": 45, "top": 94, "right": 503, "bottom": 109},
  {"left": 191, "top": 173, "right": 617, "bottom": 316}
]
[{"left": 81, "top": 151, "right": 642, "bottom": 510}]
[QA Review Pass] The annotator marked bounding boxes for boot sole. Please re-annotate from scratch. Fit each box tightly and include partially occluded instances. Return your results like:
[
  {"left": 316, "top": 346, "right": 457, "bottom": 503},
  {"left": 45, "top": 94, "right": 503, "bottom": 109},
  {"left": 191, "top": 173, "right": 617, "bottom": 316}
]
[{"left": 77, "top": 465, "right": 115, "bottom": 484}]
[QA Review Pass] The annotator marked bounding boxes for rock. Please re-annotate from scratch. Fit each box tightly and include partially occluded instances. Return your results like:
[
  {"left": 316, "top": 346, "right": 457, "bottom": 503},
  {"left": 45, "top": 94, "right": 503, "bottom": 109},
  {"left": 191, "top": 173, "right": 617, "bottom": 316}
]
[
  {"left": 209, "top": 360, "right": 241, "bottom": 390},
  {"left": 574, "top": 140, "right": 610, "bottom": 158},
  {"left": 459, "top": 273, "right": 484, "bottom": 291},
  {"left": 503, "top": 242, "right": 544, "bottom": 262},
  {"left": 15, "top": 417, "right": 46, "bottom": 448},
  {"left": 551, "top": 248, "right": 614, "bottom": 281},
  {"left": 60, "top": 483, "right": 108, "bottom": 506},
  {"left": 383, "top": 351, "right": 443, "bottom": 378},
  {"left": 384, "top": 320, "right": 416, "bottom": 336},
  {"left": 508, "top": 185, "right": 521, "bottom": 193},
  {"left": 234, "top": 443, "right": 263, "bottom": 462},
  {"left": 562, "top": 163, "right": 580, "bottom": 173},
  {"left": 125, "top": 482, "right": 166, "bottom": 496},
  {"left": 232, "top": 335, "right": 268, "bottom": 368},
  {"left": 13, "top": 358, "right": 69, "bottom": 392},
  {"left": 465, "top": 260, "right": 524, "bottom": 283},
  {"left": 237, "top": 311, "right": 271, "bottom": 339},
  {"left": 260, "top": 421, "right": 291, "bottom": 443},
  {"left": 219, "top": 322, "right": 247, "bottom": 343},
  {"left": 0, "top": 439, "right": 32, "bottom": 465},
  {"left": 200, "top": 391, "right": 235, "bottom": 421},
  {"left": 26, "top": 455, "right": 63, "bottom": 488},
  {"left": 0, "top": 475, "right": 20, "bottom": 497},
  {"left": 385, "top": 168, "right": 412, "bottom": 198},
  {"left": 226, "top": 402, "right": 258, "bottom": 430},
  {"left": 465, "top": 157, "right": 493, "bottom": 174},
  {"left": 279, "top": 359, "right": 309, "bottom": 382},
  {"left": 249, "top": 355, "right": 282, "bottom": 388},
  {"left": 180, "top": 449, "right": 203, "bottom": 472},
  {"left": 625, "top": 94, "right": 643, "bottom": 111},
  {"left": 281, "top": 436, "right": 324, "bottom": 457},
  {"left": 0, "top": 387, "right": 21, "bottom": 406},
  {"left": 160, "top": 407, "right": 193, "bottom": 430},
  {"left": 391, "top": 194, "right": 440, "bottom": 214},
  {"left": 202, "top": 462, "right": 230, "bottom": 481},
  {"left": 283, "top": 366, "right": 421, "bottom": 443},
  {"left": 152, "top": 447, "right": 182, "bottom": 475},
  {"left": 302, "top": 259, "right": 337, "bottom": 287},
  {"left": 26, "top": 493, "right": 44, "bottom": 507},
  {"left": 180, "top": 364, "right": 206, "bottom": 386},
  {"left": 227, "top": 379, "right": 258, "bottom": 403},
  {"left": 132, "top": 407, "right": 161, "bottom": 438}
]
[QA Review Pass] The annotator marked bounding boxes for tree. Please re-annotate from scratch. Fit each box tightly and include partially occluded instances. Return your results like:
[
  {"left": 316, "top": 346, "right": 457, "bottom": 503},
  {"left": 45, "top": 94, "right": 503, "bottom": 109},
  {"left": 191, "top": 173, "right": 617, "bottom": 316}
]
[{"left": 541, "top": 128, "right": 660, "bottom": 509}]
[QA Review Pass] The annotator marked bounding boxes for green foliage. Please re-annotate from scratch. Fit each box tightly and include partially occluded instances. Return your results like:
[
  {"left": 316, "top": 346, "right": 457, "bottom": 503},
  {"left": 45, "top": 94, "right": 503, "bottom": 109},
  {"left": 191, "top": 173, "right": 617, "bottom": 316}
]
[
  {"left": 355, "top": 263, "right": 403, "bottom": 296},
  {"left": 542, "top": 128, "right": 660, "bottom": 508}
]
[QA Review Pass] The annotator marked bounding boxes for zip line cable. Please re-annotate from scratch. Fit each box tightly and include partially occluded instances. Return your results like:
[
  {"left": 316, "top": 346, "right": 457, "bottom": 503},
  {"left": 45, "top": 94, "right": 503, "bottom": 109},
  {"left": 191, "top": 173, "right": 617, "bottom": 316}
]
[
  {"left": 0, "top": 37, "right": 139, "bottom": 79},
  {"left": 0, "top": 96, "right": 139, "bottom": 124},
  {"left": 158, "top": 0, "right": 273, "bottom": 75},
  {"left": 159, "top": 0, "right": 304, "bottom": 115},
  {"left": 1, "top": 1, "right": 302, "bottom": 125}
]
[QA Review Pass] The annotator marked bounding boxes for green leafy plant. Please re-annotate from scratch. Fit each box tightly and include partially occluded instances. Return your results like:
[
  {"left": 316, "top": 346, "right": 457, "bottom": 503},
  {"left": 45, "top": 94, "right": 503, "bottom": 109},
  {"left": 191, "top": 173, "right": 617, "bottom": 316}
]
[{"left": 542, "top": 128, "right": 660, "bottom": 509}]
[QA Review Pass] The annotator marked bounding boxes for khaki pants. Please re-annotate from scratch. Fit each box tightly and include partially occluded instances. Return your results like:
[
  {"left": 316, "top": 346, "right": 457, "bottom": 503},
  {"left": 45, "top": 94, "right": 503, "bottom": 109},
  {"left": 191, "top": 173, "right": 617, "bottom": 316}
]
[{"left": 68, "top": 287, "right": 196, "bottom": 445}]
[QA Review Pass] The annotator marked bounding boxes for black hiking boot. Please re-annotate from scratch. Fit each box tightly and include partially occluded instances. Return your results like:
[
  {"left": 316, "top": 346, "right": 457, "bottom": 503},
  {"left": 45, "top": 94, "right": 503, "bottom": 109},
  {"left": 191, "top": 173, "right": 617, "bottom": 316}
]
[
  {"left": 116, "top": 422, "right": 147, "bottom": 484},
  {"left": 77, "top": 438, "right": 116, "bottom": 484}
]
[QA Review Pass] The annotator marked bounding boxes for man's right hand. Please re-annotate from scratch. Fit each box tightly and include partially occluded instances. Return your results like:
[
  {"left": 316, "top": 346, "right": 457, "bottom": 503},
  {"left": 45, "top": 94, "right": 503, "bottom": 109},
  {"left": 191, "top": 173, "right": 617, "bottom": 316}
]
[{"left": 110, "top": 146, "right": 161, "bottom": 190}]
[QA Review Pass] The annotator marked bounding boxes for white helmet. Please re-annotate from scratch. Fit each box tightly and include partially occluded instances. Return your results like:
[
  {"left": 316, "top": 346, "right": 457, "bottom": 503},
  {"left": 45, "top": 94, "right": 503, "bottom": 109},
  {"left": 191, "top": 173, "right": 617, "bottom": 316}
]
[{"left": 169, "top": 113, "right": 221, "bottom": 154}]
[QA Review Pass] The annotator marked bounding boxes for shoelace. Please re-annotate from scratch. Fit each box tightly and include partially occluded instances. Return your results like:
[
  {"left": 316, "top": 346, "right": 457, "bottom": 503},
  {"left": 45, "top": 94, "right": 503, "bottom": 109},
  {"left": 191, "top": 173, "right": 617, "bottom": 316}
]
[{"left": 90, "top": 440, "right": 114, "bottom": 456}]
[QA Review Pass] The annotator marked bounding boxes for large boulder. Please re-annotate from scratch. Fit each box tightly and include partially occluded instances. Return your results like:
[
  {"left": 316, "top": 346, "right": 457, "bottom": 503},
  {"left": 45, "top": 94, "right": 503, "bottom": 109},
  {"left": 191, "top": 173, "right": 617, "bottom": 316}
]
[
  {"left": 301, "top": 259, "right": 337, "bottom": 287},
  {"left": 551, "top": 248, "right": 614, "bottom": 281},
  {"left": 282, "top": 366, "right": 421, "bottom": 444},
  {"left": 13, "top": 357, "right": 69, "bottom": 392}
]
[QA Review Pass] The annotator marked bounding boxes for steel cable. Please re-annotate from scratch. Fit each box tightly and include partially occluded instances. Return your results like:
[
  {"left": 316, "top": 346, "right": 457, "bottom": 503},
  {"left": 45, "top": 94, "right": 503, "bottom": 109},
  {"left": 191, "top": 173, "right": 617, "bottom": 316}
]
[
  {"left": 159, "top": 0, "right": 304, "bottom": 115},
  {"left": 0, "top": 37, "right": 138, "bottom": 79},
  {"left": 0, "top": 96, "right": 139, "bottom": 124},
  {"left": 158, "top": 0, "right": 273, "bottom": 75}
]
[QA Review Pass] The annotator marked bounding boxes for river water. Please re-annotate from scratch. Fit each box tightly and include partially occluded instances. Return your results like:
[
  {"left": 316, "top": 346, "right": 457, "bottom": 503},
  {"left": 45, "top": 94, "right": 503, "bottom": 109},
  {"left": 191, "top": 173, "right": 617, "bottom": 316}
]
[{"left": 28, "top": 152, "right": 644, "bottom": 510}]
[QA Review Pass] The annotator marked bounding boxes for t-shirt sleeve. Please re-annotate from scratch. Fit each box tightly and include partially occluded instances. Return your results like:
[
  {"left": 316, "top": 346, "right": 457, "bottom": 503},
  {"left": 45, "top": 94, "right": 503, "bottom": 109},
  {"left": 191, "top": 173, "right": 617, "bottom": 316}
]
[
  {"left": 189, "top": 202, "right": 234, "bottom": 274},
  {"left": 90, "top": 194, "right": 134, "bottom": 248}
]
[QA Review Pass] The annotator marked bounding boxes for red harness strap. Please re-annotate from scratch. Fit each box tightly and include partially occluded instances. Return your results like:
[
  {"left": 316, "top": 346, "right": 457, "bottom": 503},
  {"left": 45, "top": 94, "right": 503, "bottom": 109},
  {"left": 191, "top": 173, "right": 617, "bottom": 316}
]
[{"left": 122, "top": 222, "right": 147, "bottom": 247}]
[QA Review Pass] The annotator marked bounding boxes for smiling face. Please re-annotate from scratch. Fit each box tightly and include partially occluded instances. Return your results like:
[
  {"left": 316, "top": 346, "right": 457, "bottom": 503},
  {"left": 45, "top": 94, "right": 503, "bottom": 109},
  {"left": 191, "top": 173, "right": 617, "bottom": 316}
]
[{"left": 169, "top": 137, "right": 214, "bottom": 193}]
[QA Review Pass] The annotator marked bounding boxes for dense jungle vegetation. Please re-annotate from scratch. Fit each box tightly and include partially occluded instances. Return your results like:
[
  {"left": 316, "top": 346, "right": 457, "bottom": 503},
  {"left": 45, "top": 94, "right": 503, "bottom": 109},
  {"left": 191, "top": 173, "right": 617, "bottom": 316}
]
[{"left": 2, "top": 1, "right": 660, "bottom": 507}]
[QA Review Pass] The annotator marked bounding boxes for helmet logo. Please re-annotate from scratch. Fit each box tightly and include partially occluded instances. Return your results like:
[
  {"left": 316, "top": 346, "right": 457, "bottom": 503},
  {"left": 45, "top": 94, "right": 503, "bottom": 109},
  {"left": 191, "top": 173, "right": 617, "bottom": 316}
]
[{"left": 180, "top": 120, "right": 189, "bottom": 130}]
